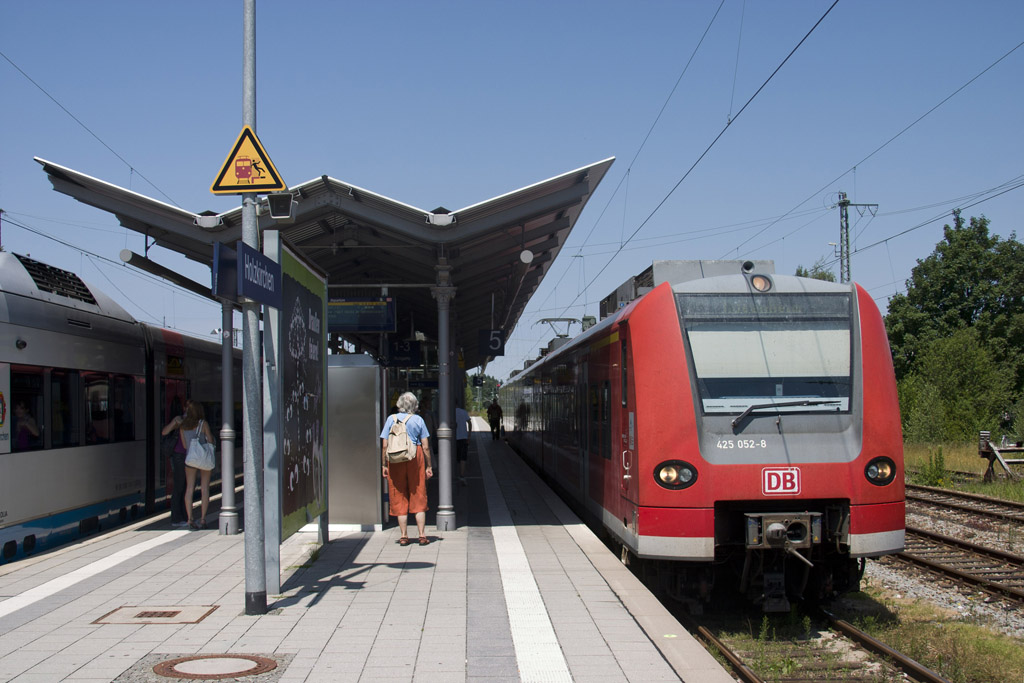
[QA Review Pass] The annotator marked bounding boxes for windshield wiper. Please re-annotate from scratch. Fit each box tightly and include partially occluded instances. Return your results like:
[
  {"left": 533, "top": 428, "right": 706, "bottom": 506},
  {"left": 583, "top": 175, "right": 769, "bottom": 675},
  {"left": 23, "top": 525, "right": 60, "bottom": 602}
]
[{"left": 731, "top": 399, "right": 841, "bottom": 429}]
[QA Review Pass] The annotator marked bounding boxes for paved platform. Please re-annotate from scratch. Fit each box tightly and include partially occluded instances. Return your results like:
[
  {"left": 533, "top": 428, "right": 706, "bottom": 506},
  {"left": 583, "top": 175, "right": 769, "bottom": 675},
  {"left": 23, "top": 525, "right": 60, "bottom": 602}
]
[{"left": 0, "top": 423, "right": 731, "bottom": 682}]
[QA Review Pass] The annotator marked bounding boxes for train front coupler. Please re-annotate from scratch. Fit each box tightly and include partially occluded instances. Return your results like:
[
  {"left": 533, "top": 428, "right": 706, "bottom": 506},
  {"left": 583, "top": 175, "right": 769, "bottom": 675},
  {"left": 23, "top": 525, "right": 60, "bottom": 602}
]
[{"left": 741, "top": 511, "right": 822, "bottom": 612}]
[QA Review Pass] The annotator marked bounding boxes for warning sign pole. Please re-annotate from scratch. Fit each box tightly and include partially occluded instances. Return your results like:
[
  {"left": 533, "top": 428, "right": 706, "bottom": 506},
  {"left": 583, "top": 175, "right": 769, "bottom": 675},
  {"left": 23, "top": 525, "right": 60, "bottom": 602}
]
[{"left": 240, "top": 0, "right": 268, "bottom": 617}]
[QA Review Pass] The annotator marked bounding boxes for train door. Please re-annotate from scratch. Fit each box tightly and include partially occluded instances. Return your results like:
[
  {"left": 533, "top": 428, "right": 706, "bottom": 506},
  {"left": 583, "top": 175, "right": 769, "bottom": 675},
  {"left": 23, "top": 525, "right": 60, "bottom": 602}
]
[
  {"left": 618, "top": 329, "right": 638, "bottom": 507},
  {"left": 578, "top": 361, "right": 589, "bottom": 501},
  {"left": 587, "top": 379, "right": 610, "bottom": 506}
]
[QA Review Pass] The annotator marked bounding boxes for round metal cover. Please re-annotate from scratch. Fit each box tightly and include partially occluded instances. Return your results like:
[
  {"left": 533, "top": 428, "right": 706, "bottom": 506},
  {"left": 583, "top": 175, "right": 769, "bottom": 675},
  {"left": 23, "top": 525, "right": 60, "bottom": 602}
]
[{"left": 153, "top": 654, "right": 277, "bottom": 680}]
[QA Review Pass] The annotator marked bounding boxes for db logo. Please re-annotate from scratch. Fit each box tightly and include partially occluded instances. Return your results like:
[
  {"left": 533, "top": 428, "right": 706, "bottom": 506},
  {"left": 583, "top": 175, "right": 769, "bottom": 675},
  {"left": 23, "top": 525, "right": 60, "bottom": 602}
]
[{"left": 762, "top": 467, "right": 801, "bottom": 496}]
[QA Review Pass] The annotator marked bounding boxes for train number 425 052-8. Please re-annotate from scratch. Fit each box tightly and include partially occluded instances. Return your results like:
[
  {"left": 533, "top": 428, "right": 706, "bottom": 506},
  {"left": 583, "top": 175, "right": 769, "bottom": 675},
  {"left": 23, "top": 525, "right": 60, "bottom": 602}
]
[{"left": 716, "top": 439, "right": 767, "bottom": 449}]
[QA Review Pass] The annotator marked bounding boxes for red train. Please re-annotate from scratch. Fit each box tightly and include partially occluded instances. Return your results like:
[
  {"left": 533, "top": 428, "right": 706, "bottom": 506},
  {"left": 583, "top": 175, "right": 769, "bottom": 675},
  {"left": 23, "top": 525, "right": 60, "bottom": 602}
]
[{"left": 499, "top": 260, "right": 904, "bottom": 611}]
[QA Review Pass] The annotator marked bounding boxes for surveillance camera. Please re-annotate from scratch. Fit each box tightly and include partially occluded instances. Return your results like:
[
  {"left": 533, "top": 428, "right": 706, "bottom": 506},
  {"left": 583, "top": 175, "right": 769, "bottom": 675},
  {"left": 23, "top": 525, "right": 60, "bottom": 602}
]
[{"left": 268, "top": 193, "right": 295, "bottom": 222}]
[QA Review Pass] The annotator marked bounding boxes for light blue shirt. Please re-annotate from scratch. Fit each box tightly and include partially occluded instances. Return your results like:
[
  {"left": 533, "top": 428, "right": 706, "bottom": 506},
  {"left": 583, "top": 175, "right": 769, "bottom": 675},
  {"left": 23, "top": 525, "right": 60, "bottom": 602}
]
[
  {"left": 380, "top": 413, "right": 429, "bottom": 445},
  {"left": 455, "top": 407, "right": 470, "bottom": 440}
]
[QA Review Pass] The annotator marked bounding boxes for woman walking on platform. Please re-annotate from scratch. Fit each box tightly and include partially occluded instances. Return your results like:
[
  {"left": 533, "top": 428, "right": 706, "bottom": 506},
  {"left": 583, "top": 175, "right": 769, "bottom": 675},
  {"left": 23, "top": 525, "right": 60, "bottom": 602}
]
[{"left": 380, "top": 392, "right": 433, "bottom": 546}]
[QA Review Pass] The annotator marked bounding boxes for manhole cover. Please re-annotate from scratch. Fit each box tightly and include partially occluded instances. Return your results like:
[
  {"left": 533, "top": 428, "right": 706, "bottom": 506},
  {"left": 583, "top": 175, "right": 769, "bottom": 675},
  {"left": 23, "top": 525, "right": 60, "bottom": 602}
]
[
  {"left": 93, "top": 605, "right": 218, "bottom": 625},
  {"left": 153, "top": 654, "right": 277, "bottom": 680}
]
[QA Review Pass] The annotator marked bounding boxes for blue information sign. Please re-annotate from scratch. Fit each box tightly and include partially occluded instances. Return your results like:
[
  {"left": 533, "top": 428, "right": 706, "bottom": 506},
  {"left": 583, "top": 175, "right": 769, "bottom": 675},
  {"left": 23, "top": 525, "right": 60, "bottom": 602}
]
[
  {"left": 479, "top": 329, "right": 505, "bottom": 356},
  {"left": 388, "top": 340, "right": 422, "bottom": 367},
  {"left": 237, "top": 241, "right": 282, "bottom": 309}
]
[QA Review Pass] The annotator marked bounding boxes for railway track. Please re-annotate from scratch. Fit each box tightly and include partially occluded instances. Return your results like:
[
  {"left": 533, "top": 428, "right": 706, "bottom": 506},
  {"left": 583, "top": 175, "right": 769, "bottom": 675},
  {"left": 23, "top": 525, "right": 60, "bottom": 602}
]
[
  {"left": 892, "top": 525, "right": 1024, "bottom": 604},
  {"left": 677, "top": 609, "right": 950, "bottom": 683},
  {"left": 905, "top": 468, "right": 982, "bottom": 484},
  {"left": 906, "top": 482, "right": 1024, "bottom": 525}
]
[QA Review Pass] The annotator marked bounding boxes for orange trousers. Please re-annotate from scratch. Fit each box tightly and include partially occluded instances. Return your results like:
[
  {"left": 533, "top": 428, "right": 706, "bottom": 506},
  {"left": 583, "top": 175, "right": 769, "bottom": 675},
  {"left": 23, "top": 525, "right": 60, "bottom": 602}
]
[{"left": 387, "top": 445, "right": 427, "bottom": 516}]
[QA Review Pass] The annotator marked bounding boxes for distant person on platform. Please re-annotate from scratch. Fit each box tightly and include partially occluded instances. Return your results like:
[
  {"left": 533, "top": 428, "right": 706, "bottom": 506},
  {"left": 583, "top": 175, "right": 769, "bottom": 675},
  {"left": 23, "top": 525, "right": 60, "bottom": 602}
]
[
  {"left": 455, "top": 401, "right": 471, "bottom": 483},
  {"left": 419, "top": 394, "right": 439, "bottom": 444},
  {"left": 381, "top": 392, "right": 433, "bottom": 546},
  {"left": 487, "top": 400, "right": 503, "bottom": 441},
  {"left": 161, "top": 399, "right": 189, "bottom": 527}
]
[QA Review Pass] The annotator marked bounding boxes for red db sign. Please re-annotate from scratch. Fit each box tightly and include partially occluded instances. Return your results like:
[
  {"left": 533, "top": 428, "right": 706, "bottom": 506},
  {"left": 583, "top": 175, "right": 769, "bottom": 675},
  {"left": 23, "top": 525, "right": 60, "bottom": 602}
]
[{"left": 762, "top": 467, "right": 801, "bottom": 496}]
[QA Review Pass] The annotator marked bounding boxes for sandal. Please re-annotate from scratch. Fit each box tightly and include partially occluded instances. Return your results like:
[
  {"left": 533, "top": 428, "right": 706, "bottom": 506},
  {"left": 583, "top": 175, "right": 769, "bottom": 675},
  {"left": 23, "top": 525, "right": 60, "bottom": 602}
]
[
  {"left": 398, "top": 537, "right": 410, "bottom": 546},
  {"left": 418, "top": 536, "right": 430, "bottom": 546}
]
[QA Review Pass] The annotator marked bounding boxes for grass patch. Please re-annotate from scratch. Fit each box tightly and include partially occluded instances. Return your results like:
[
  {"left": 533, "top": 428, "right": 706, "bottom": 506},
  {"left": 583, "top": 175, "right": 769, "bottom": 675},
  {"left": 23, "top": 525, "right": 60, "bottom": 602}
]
[
  {"left": 904, "top": 442, "right": 984, "bottom": 477},
  {"left": 837, "top": 581, "right": 1024, "bottom": 683},
  {"left": 905, "top": 441, "right": 1024, "bottom": 503},
  {"left": 286, "top": 543, "right": 323, "bottom": 570},
  {"left": 715, "top": 608, "right": 863, "bottom": 681}
]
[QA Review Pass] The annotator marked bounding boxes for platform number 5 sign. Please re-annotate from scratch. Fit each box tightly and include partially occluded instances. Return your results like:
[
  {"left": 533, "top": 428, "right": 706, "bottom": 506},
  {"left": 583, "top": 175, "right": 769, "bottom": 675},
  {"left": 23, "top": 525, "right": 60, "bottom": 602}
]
[{"left": 479, "top": 329, "right": 505, "bottom": 357}]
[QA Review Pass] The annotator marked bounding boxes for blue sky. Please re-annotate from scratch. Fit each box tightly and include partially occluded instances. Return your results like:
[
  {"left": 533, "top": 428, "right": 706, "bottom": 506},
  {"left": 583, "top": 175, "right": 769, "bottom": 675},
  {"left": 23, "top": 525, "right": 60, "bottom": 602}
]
[{"left": 2, "top": 1, "right": 1022, "bottom": 380}]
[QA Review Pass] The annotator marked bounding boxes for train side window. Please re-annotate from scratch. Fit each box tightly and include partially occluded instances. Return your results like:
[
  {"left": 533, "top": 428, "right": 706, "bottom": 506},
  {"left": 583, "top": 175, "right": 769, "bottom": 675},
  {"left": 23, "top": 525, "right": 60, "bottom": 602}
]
[
  {"left": 49, "top": 370, "right": 79, "bottom": 448},
  {"left": 83, "top": 372, "right": 110, "bottom": 444},
  {"left": 621, "top": 339, "right": 628, "bottom": 408},
  {"left": 110, "top": 374, "right": 135, "bottom": 442},
  {"left": 11, "top": 366, "right": 44, "bottom": 452}
]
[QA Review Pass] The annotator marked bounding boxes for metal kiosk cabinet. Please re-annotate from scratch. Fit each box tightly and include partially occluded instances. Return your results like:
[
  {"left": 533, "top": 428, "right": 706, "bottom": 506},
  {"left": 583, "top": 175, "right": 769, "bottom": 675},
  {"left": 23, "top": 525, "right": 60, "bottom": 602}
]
[{"left": 327, "top": 354, "right": 385, "bottom": 529}]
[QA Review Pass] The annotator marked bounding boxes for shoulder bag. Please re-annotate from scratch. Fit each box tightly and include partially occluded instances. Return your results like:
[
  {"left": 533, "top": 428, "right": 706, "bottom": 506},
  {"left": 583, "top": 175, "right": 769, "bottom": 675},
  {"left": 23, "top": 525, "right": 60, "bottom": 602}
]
[{"left": 185, "top": 419, "right": 216, "bottom": 470}]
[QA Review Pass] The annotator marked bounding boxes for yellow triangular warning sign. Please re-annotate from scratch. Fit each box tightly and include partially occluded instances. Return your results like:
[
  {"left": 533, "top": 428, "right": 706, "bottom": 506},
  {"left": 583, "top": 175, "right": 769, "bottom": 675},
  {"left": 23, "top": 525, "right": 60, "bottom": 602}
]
[{"left": 210, "top": 126, "right": 286, "bottom": 194}]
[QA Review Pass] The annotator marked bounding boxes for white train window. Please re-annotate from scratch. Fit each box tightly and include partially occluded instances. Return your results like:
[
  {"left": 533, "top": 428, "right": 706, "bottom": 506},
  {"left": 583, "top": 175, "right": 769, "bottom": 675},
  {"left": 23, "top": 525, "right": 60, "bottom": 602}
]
[
  {"left": 679, "top": 293, "right": 853, "bottom": 415},
  {"left": 10, "top": 367, "right": 44, "bottom": 452}
]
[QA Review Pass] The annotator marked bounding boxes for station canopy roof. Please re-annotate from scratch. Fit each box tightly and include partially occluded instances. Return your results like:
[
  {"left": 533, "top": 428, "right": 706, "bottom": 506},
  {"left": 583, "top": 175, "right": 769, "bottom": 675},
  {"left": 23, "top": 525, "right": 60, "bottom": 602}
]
[{"left": 37, "top": 156, "right": 614, "bottom": 371}]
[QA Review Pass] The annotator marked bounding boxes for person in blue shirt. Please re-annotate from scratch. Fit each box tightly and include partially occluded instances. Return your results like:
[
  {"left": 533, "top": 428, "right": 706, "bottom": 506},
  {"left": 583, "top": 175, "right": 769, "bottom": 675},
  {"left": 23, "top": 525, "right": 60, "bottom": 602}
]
[
  {"left": 455, "top": 401, "right": 471, "bottom": 483},
  {"left": 380, "top": 392, "right": 433, "bottom": 546}
]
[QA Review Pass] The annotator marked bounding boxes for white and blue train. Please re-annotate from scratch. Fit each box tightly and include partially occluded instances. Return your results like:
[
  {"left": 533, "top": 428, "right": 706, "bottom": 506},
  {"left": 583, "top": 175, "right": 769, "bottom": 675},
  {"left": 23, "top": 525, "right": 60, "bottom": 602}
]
[{"left": 0, "top": 251, "right": 241, "bottom": 563}]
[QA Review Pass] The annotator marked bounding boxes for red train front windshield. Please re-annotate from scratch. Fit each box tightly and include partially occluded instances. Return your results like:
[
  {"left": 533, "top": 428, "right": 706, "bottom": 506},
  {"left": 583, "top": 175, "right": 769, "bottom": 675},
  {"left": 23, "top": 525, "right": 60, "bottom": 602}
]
[{"left": 677, "top": 293, "right": 853, "bottom": 415}]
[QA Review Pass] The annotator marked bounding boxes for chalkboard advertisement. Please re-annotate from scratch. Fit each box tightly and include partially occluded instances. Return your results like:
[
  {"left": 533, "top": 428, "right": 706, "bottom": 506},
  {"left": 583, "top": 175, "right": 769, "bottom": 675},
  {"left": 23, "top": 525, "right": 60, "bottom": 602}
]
[{"left": 264, "top": 234, "right": 328, "bottom": 545}]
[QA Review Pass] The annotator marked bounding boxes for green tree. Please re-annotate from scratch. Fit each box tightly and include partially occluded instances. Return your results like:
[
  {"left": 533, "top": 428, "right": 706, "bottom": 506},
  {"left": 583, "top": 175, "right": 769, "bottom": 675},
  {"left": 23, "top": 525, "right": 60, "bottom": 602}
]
[
  {"left": 885, "top": 215, "right": 1024, "bottom": 392},
  {"left": 467, "top": 373, "right": 501, "bottom": 413},
  {"left": 795, "top": 258, "right": 837, "bottom": 282},
  {"left": 897, "top": 327, "right": 1012, "bottom": 442}
]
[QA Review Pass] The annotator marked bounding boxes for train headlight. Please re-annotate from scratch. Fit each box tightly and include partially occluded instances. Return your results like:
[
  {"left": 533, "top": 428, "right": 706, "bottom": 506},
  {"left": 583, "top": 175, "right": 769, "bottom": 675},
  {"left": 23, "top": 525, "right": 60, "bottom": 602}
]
[
  {"left": 865, "top": 457, "right": 896, "bottom": 486},
  {"left": 655, "top": 460, "right": 697, "bottom": 490},
  {"left": 750, "top": 275, "right": 772, "bottom": 292}
]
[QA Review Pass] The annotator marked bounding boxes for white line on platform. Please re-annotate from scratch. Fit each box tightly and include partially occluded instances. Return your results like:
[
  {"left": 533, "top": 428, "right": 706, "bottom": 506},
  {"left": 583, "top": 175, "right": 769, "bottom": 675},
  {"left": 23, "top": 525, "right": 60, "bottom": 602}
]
[
  {"left": 0, "top": 530, "right": 191, "bottom": 620},
  {"left": 480, "top": 445, "right": 572, "bottom": 683}
]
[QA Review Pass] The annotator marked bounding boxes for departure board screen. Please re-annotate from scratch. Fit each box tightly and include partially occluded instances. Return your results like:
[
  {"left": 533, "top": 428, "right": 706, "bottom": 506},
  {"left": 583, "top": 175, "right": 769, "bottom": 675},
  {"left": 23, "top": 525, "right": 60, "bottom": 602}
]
[{"left": 327, "top": 297, "right": 396, "bottom": 333}]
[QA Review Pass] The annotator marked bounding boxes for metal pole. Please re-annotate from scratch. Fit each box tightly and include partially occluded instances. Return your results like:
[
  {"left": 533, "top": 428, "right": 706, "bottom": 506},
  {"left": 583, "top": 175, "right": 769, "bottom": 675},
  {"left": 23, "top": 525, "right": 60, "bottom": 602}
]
[
  {"left": 836, "top": 191, "right": 877, "bottom": 285},
  {"left": 838, "top": 192, "right": 850, "bottom": 284},
  {"left": 241, "top": 0, "right": 267, "bottom": 616},
  {"left": 433, "top": 258, "right": 456, "bottom": 531},
  {"left": 218, "top": 302, "right": 238, "bottom": 535}
]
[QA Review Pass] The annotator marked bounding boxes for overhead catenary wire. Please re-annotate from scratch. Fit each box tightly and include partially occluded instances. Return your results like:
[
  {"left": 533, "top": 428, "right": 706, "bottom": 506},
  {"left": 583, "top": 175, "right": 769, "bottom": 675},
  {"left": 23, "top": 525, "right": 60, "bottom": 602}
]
[
  {"left": 0, "top": 49, "right": 180, "bottom": 208},
  {"left": 729, "top": 38, "right": 1024, "bottom": 259},
  {"left": 819, "top": 175, "right": 1024, "bottom": 281},
  {"left": 569, "top": 0, "right": 727, "bottom": 254},
  {"left": 564, "top": 0, "right": 841, "bottom": 314},
  {"left": 500, "top": 1, "right": 840, "bottom": 376},
  {"left": 513, "top": 0, "right": 729, "bottom": 348}
]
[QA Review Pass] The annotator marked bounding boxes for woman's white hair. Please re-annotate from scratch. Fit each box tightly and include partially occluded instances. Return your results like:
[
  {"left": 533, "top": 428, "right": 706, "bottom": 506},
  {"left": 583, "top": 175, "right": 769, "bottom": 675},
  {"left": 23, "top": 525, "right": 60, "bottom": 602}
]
[{"left": 396, "top": 391, "right": 419, "bottom": 414}]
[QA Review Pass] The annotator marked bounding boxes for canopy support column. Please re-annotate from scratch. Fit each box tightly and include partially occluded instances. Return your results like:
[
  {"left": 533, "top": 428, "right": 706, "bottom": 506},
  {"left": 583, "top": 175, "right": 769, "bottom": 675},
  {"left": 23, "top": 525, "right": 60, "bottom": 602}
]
[{"left": 433, "top": 257, "right": 457, "bottom": 531}]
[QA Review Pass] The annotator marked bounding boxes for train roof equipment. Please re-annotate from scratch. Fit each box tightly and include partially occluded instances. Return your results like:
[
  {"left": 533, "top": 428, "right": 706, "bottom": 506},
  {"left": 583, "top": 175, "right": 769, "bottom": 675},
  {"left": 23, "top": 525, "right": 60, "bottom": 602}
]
[
  {"left": 0, "top": 251, "right": 136, "bottom": 326},
  {"left": 600, "top": 259, "right": 775, "bottom": 319}
]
